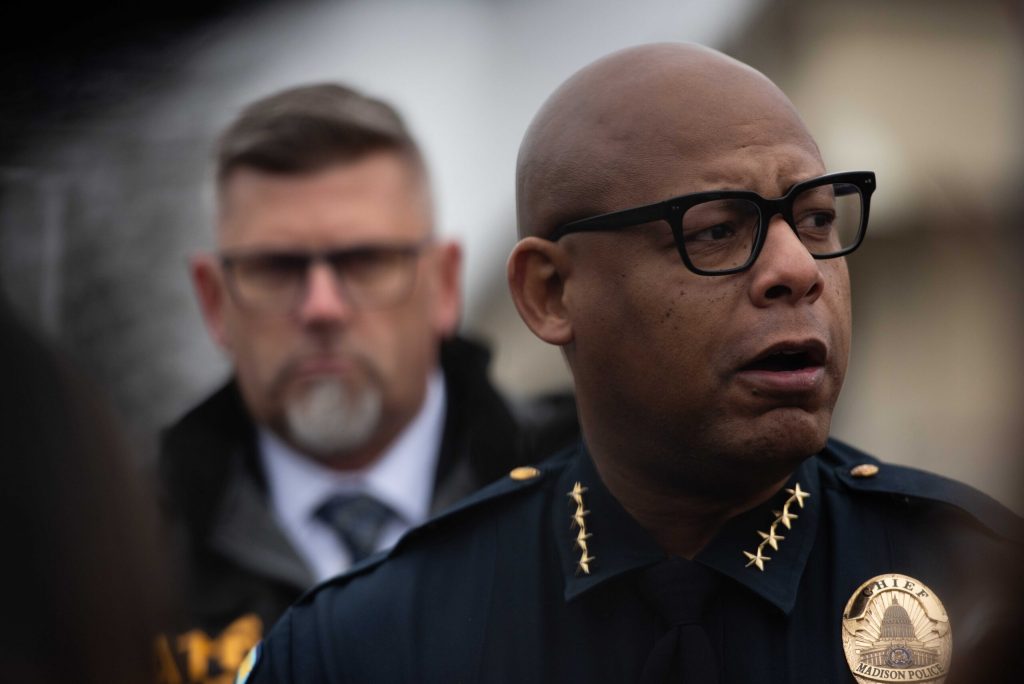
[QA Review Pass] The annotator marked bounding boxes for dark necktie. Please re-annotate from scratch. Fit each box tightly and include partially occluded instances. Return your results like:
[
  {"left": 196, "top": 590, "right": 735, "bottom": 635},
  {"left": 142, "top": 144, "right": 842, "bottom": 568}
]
[
  {"left": 636, "top": 557, "right": 721, "bottom": 684},
  {"left": 314, "top": 492, "right": 397, "bottom": 564}
]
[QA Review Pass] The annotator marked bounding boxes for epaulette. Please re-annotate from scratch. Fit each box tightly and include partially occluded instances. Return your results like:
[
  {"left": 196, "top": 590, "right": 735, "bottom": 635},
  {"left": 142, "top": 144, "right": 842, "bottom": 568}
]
[
  {"left": 407, "top": 461, "right": 557, "bottom": 536},
  {"left": 295, "top": 454, "right": 565, "bottom": 604},
  {"left": 823, "top": 438, "right": 1024, "bottom": 545}
]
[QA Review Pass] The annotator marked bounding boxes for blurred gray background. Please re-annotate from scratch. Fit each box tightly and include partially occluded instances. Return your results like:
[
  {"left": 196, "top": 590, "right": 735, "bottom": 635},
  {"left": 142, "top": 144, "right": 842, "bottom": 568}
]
[{"left": 2, "top": 0, "right": 1022, "bottom": 511}]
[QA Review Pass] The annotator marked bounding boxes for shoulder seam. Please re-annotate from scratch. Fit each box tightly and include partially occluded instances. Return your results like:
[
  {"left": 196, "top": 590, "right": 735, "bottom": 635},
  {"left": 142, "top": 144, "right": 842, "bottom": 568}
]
[
  {"left": 832, "top": 461, "right": 1024, "bottom": 545},
  {"left": 295, "top": 458, "right": 566, "bottom": 601}
]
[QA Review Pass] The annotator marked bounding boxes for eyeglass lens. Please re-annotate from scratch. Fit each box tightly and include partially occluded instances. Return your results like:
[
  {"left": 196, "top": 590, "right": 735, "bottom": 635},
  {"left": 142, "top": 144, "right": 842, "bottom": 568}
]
[
  {"left": 680, "top": 182, "right": 863, "bottom": 272},
  {"left": 228, "top": 248, "right": 419, "bottom": 312}
]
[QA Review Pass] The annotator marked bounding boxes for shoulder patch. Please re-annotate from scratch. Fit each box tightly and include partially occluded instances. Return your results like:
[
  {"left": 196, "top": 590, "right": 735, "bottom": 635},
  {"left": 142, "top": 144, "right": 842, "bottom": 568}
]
[{"left": 825, "top": 439, "right": 1024, "bottom": 545}]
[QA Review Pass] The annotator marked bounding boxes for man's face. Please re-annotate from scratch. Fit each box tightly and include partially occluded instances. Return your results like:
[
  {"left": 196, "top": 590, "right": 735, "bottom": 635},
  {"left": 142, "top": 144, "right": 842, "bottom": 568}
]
[
  {"left": 563, "top": 121, "right": 850, "bottom": 489},
  {"left": 194, "top": 153, "right": 459, "bottom": 466}
]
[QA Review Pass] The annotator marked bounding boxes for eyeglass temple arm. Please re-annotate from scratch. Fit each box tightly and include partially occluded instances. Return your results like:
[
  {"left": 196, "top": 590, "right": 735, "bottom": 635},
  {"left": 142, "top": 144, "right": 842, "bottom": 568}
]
[{"left": 548, "top": 204, "right": 669, "bottom": 241}]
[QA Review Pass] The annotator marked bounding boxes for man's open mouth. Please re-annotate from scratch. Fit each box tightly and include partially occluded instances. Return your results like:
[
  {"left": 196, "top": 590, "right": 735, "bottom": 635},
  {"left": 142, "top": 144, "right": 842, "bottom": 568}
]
[{"left": 740, "top": 341, "right": 827, "bottom": 373}]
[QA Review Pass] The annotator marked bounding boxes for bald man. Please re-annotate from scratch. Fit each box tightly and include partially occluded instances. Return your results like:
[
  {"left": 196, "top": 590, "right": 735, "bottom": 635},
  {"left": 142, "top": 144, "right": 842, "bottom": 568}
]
[{"left": 242, "top": 44, "right": 1022, "bottom": 684}]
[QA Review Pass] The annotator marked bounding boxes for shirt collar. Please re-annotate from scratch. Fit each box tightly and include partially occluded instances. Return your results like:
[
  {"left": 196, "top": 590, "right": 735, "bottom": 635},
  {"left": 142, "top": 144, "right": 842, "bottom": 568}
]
[
  {"left": 554, "top": 444, "right": 821, "bottom": 615},
  {"left": 260, "top": 369, "right": 446, "bottom": 530}
]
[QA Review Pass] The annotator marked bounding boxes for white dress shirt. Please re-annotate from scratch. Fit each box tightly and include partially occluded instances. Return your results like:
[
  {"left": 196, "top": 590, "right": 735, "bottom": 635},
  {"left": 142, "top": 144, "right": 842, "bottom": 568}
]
[{"left": 259, "top": 370, "right": 446, "bottom": 583}]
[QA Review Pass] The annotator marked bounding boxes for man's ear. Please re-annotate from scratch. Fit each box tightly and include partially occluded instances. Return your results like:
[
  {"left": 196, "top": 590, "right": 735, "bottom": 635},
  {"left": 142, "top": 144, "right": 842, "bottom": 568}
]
[
  {"left": 190, "top": 254, "right": 232, "bottom": 351},
  {"left": 507, "top": 237, "right": 573, "bottom": 346},
  {"left": 430, "top": 240, "right": 462, "bottom": 337}
]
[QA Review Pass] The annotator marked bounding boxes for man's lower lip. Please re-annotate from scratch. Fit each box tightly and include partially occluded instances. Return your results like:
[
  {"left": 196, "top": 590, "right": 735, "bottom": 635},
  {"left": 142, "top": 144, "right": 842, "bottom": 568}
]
[{"left": 735, "top": 366, "right": 826, "bottom": 394}]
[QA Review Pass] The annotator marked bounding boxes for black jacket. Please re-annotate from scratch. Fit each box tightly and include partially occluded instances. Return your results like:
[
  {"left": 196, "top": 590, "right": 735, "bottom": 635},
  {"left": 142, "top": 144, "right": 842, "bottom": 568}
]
[
  {"left": 157, "top": 337, "right": 577, "bottom": 681},
  {"left": 245, "top": 439, "right": 1023, "bottom": 684}
]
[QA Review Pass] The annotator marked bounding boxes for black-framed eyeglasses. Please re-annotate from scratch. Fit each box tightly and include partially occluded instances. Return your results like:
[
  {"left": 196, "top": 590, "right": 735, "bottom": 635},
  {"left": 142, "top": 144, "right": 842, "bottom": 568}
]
[
  {"left": 550, "top": 171, "right": 876, "bottom": 276},
  {"left": 219, "top": 238, "right": 431, "bottom": 314}
]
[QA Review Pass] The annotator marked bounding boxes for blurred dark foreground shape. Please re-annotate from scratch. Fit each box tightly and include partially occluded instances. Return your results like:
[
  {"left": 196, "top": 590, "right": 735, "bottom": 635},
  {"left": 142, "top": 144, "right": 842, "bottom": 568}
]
[{"left": 0, "top": 296, "right": 175, "bottom": 683}]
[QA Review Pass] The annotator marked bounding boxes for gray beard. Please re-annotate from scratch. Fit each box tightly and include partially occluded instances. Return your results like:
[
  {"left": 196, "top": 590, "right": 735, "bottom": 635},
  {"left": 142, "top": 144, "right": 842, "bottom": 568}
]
[{"left": 284, "top": 378, "right": 382, "bottom": 459}]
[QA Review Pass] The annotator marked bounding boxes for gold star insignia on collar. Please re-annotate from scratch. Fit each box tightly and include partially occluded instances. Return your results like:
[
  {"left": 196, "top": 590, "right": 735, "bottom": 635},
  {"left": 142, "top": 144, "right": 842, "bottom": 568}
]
[
  {"left": 743, "top": 547, "right": 771, "bottom": 571},
  {"left": 773, "top": 507, "right": 799, "bottom": 530},
  {"left": 578, "top": 551, "right": 596, "bottom": 575},
  {"left": 758, "top": 527, "right": 786, "bottom": 551},
  {"left": 742, "top": 481, "right": 810, "bottom": 572},
  {"left": 568, "top": 482, "right": 588, "bottom": 505},
  {"left": 785, "top": 483, "right": 810, "bottom": 508},
  {"left": 568, "top": 481, "right": 594, "bottom": 575}
]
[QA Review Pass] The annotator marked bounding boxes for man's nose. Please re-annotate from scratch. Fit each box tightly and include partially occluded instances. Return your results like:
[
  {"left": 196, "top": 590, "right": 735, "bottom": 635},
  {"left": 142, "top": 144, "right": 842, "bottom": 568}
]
[
  {"left": 297, "top": 261, "right": 353, "bottom": 323},
  {"left": 747, "top": 215, "right": 825, "bottom": 306}
]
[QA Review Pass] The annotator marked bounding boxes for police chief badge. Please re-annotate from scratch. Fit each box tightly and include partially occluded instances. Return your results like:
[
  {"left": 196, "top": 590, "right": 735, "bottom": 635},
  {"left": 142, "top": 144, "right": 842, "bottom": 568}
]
[{"left": 842, "top": 574, "right": 952, "bottom": 683}]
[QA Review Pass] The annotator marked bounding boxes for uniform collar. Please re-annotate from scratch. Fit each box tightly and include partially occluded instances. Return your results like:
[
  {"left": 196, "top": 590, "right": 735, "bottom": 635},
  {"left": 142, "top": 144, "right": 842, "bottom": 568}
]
[
  {"left": 554, "top": 444, "right": 821, "bottom": 616},
  {"left": 554, "top": 445, "right": 665, "bottom": 602},
  {"left": 694, "top": 454, "right": 820, "bottom": 615}
]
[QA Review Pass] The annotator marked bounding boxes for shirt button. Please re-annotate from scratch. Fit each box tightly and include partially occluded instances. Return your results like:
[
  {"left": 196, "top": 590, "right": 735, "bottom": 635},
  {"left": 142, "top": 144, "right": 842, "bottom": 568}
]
[
  {"left": 850, "top": 463, "right": 880, "bottom": 478},
  {"left": 509, "top": 466, "right": 541, "bottom": 481}
]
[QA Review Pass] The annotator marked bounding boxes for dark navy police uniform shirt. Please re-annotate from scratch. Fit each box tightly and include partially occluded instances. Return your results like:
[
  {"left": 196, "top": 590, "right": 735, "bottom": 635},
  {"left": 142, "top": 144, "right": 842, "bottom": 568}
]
[{"left": 243, "top": 439, "right": 1023, "bottom": 683}]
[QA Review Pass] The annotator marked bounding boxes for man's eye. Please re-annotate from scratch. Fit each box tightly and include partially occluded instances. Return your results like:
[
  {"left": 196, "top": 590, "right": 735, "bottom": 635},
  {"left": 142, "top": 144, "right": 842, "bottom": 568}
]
[
  {"left": 241, "top": 255, "right": 308, "bottom": 281},
  {"left": 332, "top": 250, "right": 407, "bottom": 279},
  {"left": 796, "top": 212, "right": 835, "bottom": 235},
  {"left": 687, "top": 223, "right": 737, "bottom": 242}
]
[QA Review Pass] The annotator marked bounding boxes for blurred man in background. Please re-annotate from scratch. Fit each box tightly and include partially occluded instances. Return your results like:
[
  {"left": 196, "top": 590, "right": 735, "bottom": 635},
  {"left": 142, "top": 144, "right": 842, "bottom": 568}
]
[{"left": 158, "top": 83, "right": 575, "bottom": 682}]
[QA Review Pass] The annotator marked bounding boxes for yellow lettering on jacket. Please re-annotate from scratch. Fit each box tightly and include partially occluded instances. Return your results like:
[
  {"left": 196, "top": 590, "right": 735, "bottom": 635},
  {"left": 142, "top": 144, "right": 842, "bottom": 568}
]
[{"left": 175, "top": 614, "right": 263, "bottom": 683}]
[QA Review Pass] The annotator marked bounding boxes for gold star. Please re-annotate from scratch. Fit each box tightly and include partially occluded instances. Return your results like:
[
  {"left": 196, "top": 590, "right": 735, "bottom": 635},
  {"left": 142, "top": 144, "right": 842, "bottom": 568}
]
[
  {"left": 785, "top": 483, "right": 811, "bottom": 509},
  {"left": 567, "top": 482, "right": 588, "bottom": 505},
  {"left": 758, "top": 528, "right": 785, "bottom": 551},
  {"left": 571, "top": 508, "right": 590, "bottom": 529},
  {"left": 743, "top": 548, "right": 770, "bottom": 571},
  {"left": 578, "top": 551, "right": 596, "bottom": 575},
  {"left": 773, "top": 508, "right": 799, "bottom": 530},
  {"left": 574, "top": 529, "right": 592, "bottom": 551}
]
